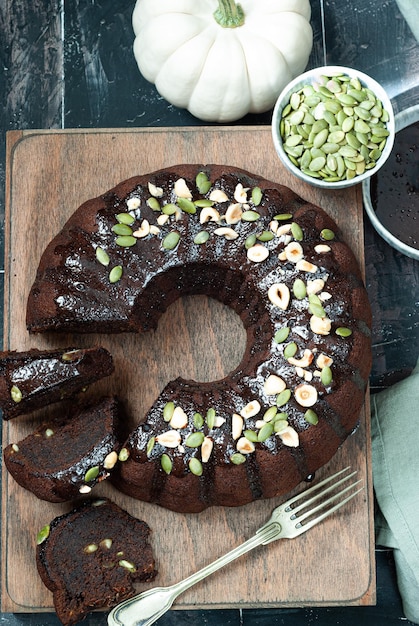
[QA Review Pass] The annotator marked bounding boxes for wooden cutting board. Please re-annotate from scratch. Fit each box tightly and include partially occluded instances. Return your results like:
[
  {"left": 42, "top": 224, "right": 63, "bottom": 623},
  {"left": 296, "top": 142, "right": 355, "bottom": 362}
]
[{"left": 2, "top": 127, "right": 375, "bottom": 614}]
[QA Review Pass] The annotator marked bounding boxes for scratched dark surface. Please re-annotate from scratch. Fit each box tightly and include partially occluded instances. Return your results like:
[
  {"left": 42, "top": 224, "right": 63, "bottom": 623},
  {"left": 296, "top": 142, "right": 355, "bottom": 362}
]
[{"left": 1, "top": 0, "right": 419, "bottom": 624}]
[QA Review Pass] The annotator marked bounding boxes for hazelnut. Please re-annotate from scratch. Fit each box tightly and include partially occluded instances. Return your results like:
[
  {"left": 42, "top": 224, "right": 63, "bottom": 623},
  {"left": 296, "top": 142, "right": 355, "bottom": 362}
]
[
  {"left": 310, "top": 315, "right": 332, "bottom": 335},
  {"left": 278, "top": 425, "right": 300, "bottom": 447},
  {"left": 200, "top": 207, "right": 220, "bottom": 223},
  {"left": 236, "top": 437, "right": 255, "bottom": 454},
  {"left": 284, "top": 241, "right": 304, "bottom": 263},
  {"left": 240, "top": 400, "right": 261, "bottom": 419},
  {"left": 264, "top": 374, "right": 286, "bottom": 395},
  {"left": 247, "top": 244, "right": 269, "bottom": 263},
  {"left": 268, "top": 283, "right": 290, "bottom": 310},
  {"left": 225, "top": 203, "right": 243, "bottom": 224},
  {"left": 294, "top": 384, "right": 318, "bottom": 407},
  {"left": 174, "top": 178, "right": 192, "bottom": 199},
  {"left": 156, "top": 430, "right": 182, "bottom": 448},
  {"left": 232, "top": 413, "right": 244, "bottom": 440},
  {"left": 201, "top": 437, "right": 213, "bottom": 463}
]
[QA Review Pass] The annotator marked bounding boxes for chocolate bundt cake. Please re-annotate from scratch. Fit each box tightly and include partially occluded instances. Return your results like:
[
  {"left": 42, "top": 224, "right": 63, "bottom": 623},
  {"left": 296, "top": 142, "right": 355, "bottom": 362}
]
[
  {"left": 0, "top": 346, "right": 114, "bottom": 420},
  {"left": 4, "top": 396, "right": 123, "bottom": 502},
  {"left": 26, "top": 165, "right": 372, "bottom": 512},
  {"left": 36, "top": 498, "right": 157, "bottom": 626}
]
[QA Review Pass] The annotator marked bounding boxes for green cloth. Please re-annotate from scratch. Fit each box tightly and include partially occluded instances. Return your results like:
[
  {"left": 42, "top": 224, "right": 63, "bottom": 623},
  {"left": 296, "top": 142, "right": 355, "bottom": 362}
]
[
  {"left": 371, "top": 358, "right": 419, "bottom": 624},
  {"left": 396, "top": 0, "right": 419, "bottom": 42}
]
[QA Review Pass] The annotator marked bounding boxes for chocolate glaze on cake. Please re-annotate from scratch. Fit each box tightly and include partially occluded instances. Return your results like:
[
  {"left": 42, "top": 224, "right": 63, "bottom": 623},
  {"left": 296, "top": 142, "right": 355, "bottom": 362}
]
[
  {"left": 36, "top": 498, "right": 157, "bottom": 626},
  {"left": 26, "top": 165, "right": 372, "bottom": 512},
  {"left": 4, "top": 395, "right": 123, "bottom": 502},
  {"left": 0, "top": 346, "right": 114, "bottom": 420}
]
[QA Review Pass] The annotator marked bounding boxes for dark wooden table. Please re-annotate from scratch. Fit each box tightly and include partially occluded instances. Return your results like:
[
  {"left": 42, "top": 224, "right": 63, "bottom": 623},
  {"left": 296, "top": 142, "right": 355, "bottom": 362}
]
[{"left": 1, "top": 1, "right": 418, "bottom": 624}]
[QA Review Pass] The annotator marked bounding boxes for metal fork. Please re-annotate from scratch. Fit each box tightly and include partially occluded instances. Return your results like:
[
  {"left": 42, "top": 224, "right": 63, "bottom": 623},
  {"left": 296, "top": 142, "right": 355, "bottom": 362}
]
[{"left": 108, "top": 467, "right": 363, "bottom": 626}]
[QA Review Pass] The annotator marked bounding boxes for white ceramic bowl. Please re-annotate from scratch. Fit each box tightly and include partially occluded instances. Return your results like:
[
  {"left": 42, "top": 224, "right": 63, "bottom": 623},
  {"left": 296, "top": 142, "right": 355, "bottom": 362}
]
[
  {"left": 271, "top": 65, "right": 395, "bottom": 190},
  {"left": 362, "top": 104, "right": 419, "bottom": 260}
]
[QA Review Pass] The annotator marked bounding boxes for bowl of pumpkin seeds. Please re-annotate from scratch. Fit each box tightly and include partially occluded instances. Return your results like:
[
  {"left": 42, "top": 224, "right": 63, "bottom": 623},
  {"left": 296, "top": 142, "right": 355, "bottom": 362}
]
[{"left": 271, "top": 65, "right": 395, "bottom": 189}]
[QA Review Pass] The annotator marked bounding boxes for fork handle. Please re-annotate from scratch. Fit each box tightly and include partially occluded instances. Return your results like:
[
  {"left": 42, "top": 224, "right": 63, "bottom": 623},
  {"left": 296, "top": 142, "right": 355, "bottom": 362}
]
[{"left": 109, "top": 522, "right": 279, "bottom": 626}]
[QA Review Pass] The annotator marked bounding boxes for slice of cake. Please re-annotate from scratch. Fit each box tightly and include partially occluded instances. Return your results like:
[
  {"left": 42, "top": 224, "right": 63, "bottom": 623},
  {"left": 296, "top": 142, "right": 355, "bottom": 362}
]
[
  {"left": 0, "top": 346, "right": 114, "bottom": 420},
  {"left": 36, "top": 498, "right": 157, "bottom": 625},
  {"left": 4, "top": 395, "right": 123, "bottom": 502}
]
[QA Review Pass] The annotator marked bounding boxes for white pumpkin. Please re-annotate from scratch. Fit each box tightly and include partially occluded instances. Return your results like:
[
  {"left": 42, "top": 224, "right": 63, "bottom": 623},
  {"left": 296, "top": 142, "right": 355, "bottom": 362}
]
[{"left": 132, "top": 0, "right": 313, "bottom": 122}]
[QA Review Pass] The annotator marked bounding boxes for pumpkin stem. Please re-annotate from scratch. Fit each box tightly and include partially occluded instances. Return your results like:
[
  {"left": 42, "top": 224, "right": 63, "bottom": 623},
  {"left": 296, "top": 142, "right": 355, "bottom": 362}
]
[{"left": 214, "top": 0, "right": 245, "bottom": 28}]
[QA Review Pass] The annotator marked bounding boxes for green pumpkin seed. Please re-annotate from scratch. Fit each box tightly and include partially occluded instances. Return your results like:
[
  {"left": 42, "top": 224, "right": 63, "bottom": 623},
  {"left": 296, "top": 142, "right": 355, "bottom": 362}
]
[
  {"left": 206, "top": 408, "right": 216, "bottom": 429},
  {"left": 189, "top": 457, "right": 203, "bottom": 476},
  {"left": 244, "top": 429, "right": 258, "bottom": 442},
  {"left": 242, "top": 210, "right": 260, "bottom": 222},
  {"left": 263, "top": 406, "right": 278, "bottom": 422},
  {"left": 320, "top": 228, "right": 335, "bottom": 241},
  {"left": 115, "top": 235, "right": 136, "bottom": 247},
  {"left": 283, "top": 342, "right": 298, "bottom": 358},
  {"left": 196, "top": 171, "right": 212, "bottom": 194},
  {"left": 194, "top": 199, "right": 214, "bottom": 207},
  {"left": 177, "top": 197, "right": 196, "bottom": 214},
  {"left": 279, "top": 72, "right": 391, "bottom": 183},
  {"left": 162, "top": 231, "right": 180, "bottom": 250},
  {"left": 274, "top": 419, "right": 289, "bottom": 433},
  {"left": 230, "top": 453, "right": 246, "bottom": 465},
  {"left": 276, "top": 388, "right": 291, "bottom": 407},
  {"left": 161, "top": 453, "right": 172, "bottom": 474},
  {"left": 162, "top": 203, "right": 178, "bottom": 215},
  {"left": 309, "top": 294, "right": 326, "bottom": 318},
  {"left": 119, "top": 559, "right": 137, "bottom": 573},
  {"left": 193, "top": 412, "right": 204, "bottom": 429},
  {"left": 185, "top": 432, "right": 205, "bottom": 448},
  {"left": 291, "top": 222, "right": 303, "bottom": 241},
  {"left": 36, "top": 524, "right": 50, "bottom": 545},
  {"left": 304, "top": 409, "right": 319, "bottom": 425},
  {"left": 257, "top": 422, "right": 274, "bottom": 442},
  {"left": 245, "top": 234, "right": 257, "bottom": 249},
  {"left": 146, "top": 437, "right": 155, "bottom": 457},
  {"left": 116, "top": 212, "right": 135, "bottom": 225},
  {"left": 274, "top": 213, "right": 292, "bottom": 221},
  {"left": 96, "top": 246, "right": 110, "bottom": 266},
  {"left": 84, "top": 466, "right": 100, "bottom": 483},
  {"left": 194, "top": 230, "right": 210, "bottom": 245},
  {"left": 336, "top": 326, "right": 352, "bottom": 337},
  {"left": 109, "top": 265, "right": 123, "bottom": 283},
  {"left": 147, "top": 197, "right": 160, "bottom": 211},
  {"left": 321, "top": 366, "right": 333, "bottom": 386},
  {"left": 112, "top": 223, "right": 133, "bottom": 236},
  {"left": 119, "top": 447, "right": 129, "bottom": 462},
  {"left": 163, "top": 401, "right": 175, "bottom": 422},
  {"left": 274, "top": 326, "right": 290, "bottom": 343},
  {"left": 10, "top": 385, "right": 22, "bottom": 403},
  {"left": 293, "top": 278, "right": 307, "bottom": 300},
  {"left": 257, "top": 230, "right": 275, "bottom": 242}
]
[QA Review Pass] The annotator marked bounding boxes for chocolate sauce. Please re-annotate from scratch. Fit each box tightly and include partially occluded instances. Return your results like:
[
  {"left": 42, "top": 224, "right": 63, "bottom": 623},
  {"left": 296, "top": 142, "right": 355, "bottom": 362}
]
[{"left": 370, "top": 121, "right": 419, "bottom": 250}]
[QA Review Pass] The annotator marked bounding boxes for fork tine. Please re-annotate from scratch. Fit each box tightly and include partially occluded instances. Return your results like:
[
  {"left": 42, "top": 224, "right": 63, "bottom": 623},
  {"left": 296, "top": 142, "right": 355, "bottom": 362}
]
[
  {"left": 294, "top": 485, "right": 364, "bottom": 534},
  {"left": 284, "top": 466, "right": 354, "bottom": 511},
  {"left": 288, "top": 469, "right": 358, "bottom": 516},
  {"left": 294, "top": 479, "right": 363, "bottom": 526}
]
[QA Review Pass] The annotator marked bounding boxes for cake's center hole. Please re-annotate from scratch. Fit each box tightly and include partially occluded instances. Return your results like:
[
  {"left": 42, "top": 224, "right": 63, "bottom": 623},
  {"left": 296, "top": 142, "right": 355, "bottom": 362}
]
[{"left": 157, "top": 295, "right": 247, "bottom": 384}]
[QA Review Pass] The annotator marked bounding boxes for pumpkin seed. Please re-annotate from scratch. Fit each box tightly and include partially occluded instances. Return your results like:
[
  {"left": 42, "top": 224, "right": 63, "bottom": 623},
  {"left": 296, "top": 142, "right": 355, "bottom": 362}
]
[
  {"left": 118, "top": 447, "right": 129, "bottom": 462},
  {"left": 242, "top": 210, "right": 260, "bottom": 222},
  {"left": 177, "top": 197, "right": 196, "bottom": 214},
  {"left": 263, "top": 406, "right": 278, "bottom": 422},
  {"left": 185, "top": 432, "right": 205, "bottom": 448},
  {"left": 304, "top": 409, "right": 319, "bottom": 425},
  {"left": 189, "top": 457, "right": 203, "bottom": 476},
  {"left": 279, "top": 72, "right": 391, "bottom": 182},
  {"left": 283, "top": 342, "right": 298, "bottom": 358},
  {"left": 206, "top": 408, "right": 216, "bottom": 429},
  {"left": 320, "top": 228, "right": 335, "bottom": 241},
  {"left": 193, "top": 412, "right": 204, "bottom": 429},
  {"left": 291, "top": 222, "right": 303, "bottom": 241},
  {"left": 257, "top": 230, "right": 274, "bottom": 242},
  {"left": 321, "top": 366, "right": 333, "bottom": 386},
  {"left": 257, "top": 422, "right": 274, "bottom": 442},
  {"left": 84, "top": 466, "right": 100, "bottom": 483},
  {"left": 112, "top": 223, "right": 133, "bottom": 236},
  {"left": 245, "top": 234, "right": 257, "bottom": 249},
  {"left": 147, "top": 197, "right": 160, "bottom": 211},
  {"left": 274, "top": 326, "right": 290, "bottom": 343},
  {"left": 10, "top": 385, "right": 22, "bottom": 403},
  {"left": 194, "top": 199, "right": 214, "bottom": 208},
  {"left": 196, "top": 171, "right": 212, "bottom": 194},
  {"left": 36, "top": 524, "right": 50, "bottom": 545},
  {"left": 161, "top": 453, "right": 172, "bottom": 474},
  {"left": 116, "top": 212, "right": 135, "bottom": 225},
  {"left": 109, "top": 265, "right": 123, "bottom": 283},
  {"left": 96, "top": 246, "right": 110, "bottom": 266},
  {"left": 162, "top": 203, "right": 178, "bottom": 215},
  {"left": 162, "top": 231, "right": 180, "bottom": 250},
  {"left": 119, "top": 559, "right": 137, "bottom": 573},
  {"left": 293, "top": 278, "right": 307, "bottom": 299},
  {"left": 146, "top": 437, "right": 155, "bottom": 457},
  {"left": 115, "top": 235, "right": 136, "bottom": 247},
  {"left": 163, "top": 401, "right": 175, "bottom": 422},
  {"left": 194, "top": 230, "right": 210, "bottom": 245},
  {"left": 276, "top": 389, "right": 291, "bottom": 407},
  {"left": 244, "top": 429, "right": 258, "bottom": 442},
  {"left": 336, "top": 326, "right": 352, "bottom": 337},
  {"left": 274, "top": 213, "right": 292, "bottom": 221},
  {"left": 251, "top": 186, "right": 263, "bottom": 206},
  {"left": 230, "top": 453, "right": 246, "bottom": 465}
]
